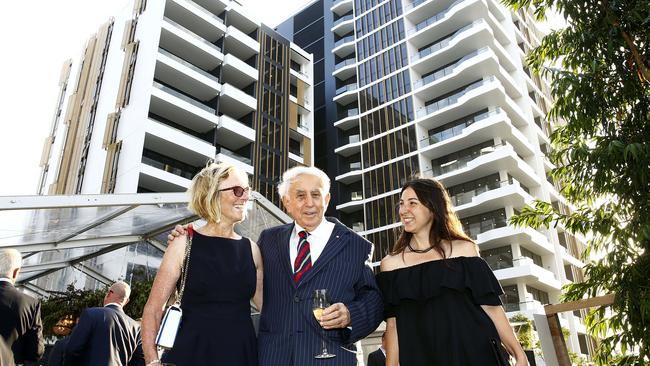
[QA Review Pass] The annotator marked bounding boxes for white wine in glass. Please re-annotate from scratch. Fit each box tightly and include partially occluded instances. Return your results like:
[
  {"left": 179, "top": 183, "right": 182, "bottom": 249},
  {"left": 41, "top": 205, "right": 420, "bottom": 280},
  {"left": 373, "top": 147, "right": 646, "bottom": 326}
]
[{"left": 312, "top": 289, "right": 336, "bottom": 359}]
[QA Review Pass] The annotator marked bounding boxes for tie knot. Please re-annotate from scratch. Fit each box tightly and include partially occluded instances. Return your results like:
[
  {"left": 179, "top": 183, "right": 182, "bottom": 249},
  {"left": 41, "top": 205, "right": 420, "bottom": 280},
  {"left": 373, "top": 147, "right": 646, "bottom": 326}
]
[{"left": 299, "top": 230, "right": 309, "bottom": 239}]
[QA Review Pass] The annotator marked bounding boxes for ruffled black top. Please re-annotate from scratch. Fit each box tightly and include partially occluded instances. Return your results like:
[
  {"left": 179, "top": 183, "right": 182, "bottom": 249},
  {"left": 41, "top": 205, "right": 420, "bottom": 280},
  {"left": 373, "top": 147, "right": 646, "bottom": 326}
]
[{"left": 376, "top": 256, "right": 509, "bottom": 365}]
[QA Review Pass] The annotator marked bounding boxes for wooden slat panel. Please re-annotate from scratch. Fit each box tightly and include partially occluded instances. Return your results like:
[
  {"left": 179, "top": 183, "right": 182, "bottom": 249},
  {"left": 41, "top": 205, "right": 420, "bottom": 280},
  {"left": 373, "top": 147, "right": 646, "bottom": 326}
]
[
  {"left": 545, "top": 294, "right": 615, "bottom": 315},
  {"left": 39, "top": 137, "right": 54, "bottom": 167}
]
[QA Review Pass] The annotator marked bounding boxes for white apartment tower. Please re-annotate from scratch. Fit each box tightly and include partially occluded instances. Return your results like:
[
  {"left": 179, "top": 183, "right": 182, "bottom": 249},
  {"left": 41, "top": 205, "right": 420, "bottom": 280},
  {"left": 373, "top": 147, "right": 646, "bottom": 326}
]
[{"left": 34, "top": 0, "right": 313, "bottom": 290}]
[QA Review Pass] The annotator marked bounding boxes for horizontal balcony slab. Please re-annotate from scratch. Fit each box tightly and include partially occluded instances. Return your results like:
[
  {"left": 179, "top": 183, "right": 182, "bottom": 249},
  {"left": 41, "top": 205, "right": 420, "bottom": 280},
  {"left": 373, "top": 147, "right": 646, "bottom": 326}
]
[
  {"left": 495, "top": 261, "right": 562, "bottom": 291},
  {"left": 330, "top": 0, "right": 353, "bottom": 16},
  {"left": 215, "top": 114, "right": 255, "bottom": 150},
  {"left": 225, "top": 2, "right": 260, "bottom": 34},
  {"left": 332, "top": 36, "right": 355, "bottom": 58},
  {"left": 454, "top": 183, "right": 534, "bottom": 217},
  {"left": 332, "top": 15, "right": 354, "bottom": 36},
  {"left": 164, "top": 0, "right": 226, "bottom": 42},
  {"left": 139, "top": 163, "right": 192, "bottom": 192},
  {"left": 336, "top": 199, "right": 364, "bottom": 213},
  {"left": 335, "top": 169, "right": 363, "bottom": 184},
  {"left": 221, "top": 54, "right": 258, "bottom": 88},
  {"left": 145, "top": 119, "right": 215, "bottom": 165},
  {"left": 224, "top": 26, "right": 260, "bottom": 61},
  {"left": 160, "top": 18, "right": 224, "bottom": 70},
  {"left": 476, "top": 225, "right": 555, "bottom": 255},
  {"left": 219, "top": 83, "right": 257, "bottom": 118},
  {"left": 155, "top": 49, "right": 221, "bottom": 101},
  {"left": 149, "top": 84, "right": 219, "bottom": 133}
]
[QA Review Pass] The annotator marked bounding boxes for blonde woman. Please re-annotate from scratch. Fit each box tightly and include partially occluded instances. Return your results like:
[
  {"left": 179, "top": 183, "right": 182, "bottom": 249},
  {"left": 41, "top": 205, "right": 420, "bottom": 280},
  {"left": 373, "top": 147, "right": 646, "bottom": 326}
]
[{"left": 141, "top": 162, "right": 263, "bottom": 366}]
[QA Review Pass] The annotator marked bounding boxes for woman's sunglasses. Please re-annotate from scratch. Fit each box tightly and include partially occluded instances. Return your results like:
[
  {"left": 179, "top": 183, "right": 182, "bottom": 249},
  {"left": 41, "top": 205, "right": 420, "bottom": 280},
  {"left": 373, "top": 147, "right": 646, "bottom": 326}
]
[{"left": 219, "top": 186, "right": 251, "bottom": 197}]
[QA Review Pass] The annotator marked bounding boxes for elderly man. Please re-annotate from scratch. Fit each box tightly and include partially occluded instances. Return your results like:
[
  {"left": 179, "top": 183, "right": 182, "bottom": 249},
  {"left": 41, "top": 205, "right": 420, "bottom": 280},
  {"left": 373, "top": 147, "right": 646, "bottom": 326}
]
[
  {"left": 64, "top": 281, "right": 144, "bottom": 366},
  {"left": 257, "top": 166, "right": 383, "bottom": 366},
  {"left": 0, "top": 249, "right": 44, "bottom": 365}
]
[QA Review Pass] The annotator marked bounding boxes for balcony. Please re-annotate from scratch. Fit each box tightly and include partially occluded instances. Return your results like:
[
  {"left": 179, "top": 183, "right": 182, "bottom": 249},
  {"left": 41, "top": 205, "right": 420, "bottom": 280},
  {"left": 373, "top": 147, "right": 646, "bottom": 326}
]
[
  {"left": 192, "top": 0, "right": 228, "bottom": 18},
  {"left": 149, "top": 81, "right": 220, "bottom": 134},
  {"left": 335, "top": 161, "right": 363, "bottom": 184},
  {"left": 215, "top": 114, "right": 255, "bottom": 151},
  {"left": 332, "top": 14, "right": 354, "bottom": 36},
  {"left": 221, "top": 53, "right": 257, "bottom": 88},
  {"left": 416, "top": 106, "right": 533, "bottom": 154},
  {"left": 164, "top": 0, "right": 226, "bottom": 42},
  {"left": 333, "top": 108, "right": 360, "bottom": 130},
  {"left": 417, "top": 77, "right": 494, "bottom": 119},
  {"left": 215, "top": 147, "right": 253, "bottom": 174},
  {"left": 333, "top": 58, "right": 356, "bottom": 80},
  {"left": 331, "top": 0, "right": 353, "bottom": 16},
  {"left": 335, "top": 134, "right": 361, "bottom": 157},
  {"left": 334, "top": 83, "right": 358, "bottom": 105},
  {"left": 155, "top": 48, "right": 221, "bottom": 101},
  {"left": 336, "top": 190, "right": 364, "bottom": 213},
  {"left": 219, "top": 83, "right": 257, "bottom": 119},
  {"left": 225, "top": 1, "right": 260, "bottom": 34},
  {"left": 144, "top": 119, "right": 215, "bottom": 164},
  {"left": 332, "top": 35, "right": 355, "bottom": 57},
  {"left": 224, "top": 25, "right": 260, "bottom": 61},
  {"left": 159, "top": 17, "right": 224, "bottom": 70},
  {"left": 351, "top": 222, "right": 364, "bottom": 232},
  {"left": 496, "top": 257, "right": 562, "bottom": 291},
  {"left": 450, "top": 178, "right": 533, "bottom": 217}
]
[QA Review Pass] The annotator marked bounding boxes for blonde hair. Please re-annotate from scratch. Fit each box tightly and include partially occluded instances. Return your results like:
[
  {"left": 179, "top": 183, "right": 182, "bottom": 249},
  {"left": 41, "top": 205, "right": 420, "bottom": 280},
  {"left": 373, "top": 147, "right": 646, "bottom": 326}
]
[{"left": 188, "top": 162, "right": 245, "bottom": 223}]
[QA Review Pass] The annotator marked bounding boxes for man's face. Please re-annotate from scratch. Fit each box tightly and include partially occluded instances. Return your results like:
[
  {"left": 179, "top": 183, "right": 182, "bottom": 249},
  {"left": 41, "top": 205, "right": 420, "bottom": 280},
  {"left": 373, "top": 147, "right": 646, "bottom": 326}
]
[{"left": 282, "top": 174, "right": 330, "bottom": 232}]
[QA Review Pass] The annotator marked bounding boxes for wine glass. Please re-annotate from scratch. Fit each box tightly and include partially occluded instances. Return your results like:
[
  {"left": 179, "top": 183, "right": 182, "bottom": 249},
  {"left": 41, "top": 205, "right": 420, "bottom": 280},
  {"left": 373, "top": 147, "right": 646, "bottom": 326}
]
[{"left": 312, "top": 289, "right": 336, "bottom": 359}]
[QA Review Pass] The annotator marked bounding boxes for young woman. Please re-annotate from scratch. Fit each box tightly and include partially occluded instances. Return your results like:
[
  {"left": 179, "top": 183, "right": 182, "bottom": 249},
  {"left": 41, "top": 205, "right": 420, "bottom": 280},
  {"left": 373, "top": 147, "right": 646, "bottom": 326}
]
[
  {"left": 141, "top": 162, "right": 263, "bottom": 366},
  {"left": 377, "top": 177, "right": 528, "bottom": 365}
]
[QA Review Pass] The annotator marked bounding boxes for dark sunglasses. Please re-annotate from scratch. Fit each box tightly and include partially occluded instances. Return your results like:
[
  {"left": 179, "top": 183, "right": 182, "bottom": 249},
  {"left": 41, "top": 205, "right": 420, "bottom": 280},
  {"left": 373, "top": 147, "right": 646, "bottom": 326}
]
[{"left": 219, "top": 185, "right": 250, "bottom": 197}]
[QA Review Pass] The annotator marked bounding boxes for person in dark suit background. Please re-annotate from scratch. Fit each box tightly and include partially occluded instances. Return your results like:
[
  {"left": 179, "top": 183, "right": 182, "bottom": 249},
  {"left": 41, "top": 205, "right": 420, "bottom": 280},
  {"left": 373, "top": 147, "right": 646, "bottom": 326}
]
[
  {"left": 366, "top": 332, "right": 386, "bottom": 366},
  {"left": 63, "top": 281, "right": 144, "bottom": 366},
  {"left": 0, "top": 249, "right": 44, "bottom": 365},
  {"left": 48, "top": 336, "right": 71, "bottom": 366},
  {"left": 257, "top": 167, "right": 384, "bottom": 366}
]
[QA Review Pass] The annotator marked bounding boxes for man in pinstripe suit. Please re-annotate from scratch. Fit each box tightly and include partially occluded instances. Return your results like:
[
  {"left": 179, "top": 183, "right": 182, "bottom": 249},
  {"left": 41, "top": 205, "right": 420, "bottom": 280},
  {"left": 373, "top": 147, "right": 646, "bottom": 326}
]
[{"left": 257, "top": 166, "right": 383, "bottom": 366}]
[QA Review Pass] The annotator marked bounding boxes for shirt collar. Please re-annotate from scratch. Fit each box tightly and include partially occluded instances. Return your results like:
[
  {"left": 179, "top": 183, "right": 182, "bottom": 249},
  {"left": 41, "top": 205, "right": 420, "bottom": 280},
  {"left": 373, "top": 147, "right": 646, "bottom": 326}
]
[
  {"left": 294, "top": 218, "right": 330, "bottom": 237},
  {"left": 104, "top": 303, "right": 123, "bottom": 309},
  {"left": 0, "top": 278, "right": 14, "bottom": 285}
]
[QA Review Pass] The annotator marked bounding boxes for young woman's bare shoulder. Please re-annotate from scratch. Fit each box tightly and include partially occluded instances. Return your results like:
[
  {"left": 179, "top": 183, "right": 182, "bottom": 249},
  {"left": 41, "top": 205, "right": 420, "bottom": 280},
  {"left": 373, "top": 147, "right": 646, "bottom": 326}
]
[
  {"left": 380, "top": 253, "right": 403, "bottom": 272},
  {"left": 451, "top": 240, "right": 479, "bottom": 258}
]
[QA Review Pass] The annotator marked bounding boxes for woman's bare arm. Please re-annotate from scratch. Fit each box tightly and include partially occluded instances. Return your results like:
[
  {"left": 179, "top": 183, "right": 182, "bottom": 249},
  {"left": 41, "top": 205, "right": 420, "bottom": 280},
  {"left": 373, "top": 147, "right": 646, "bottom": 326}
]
[
  {"left": 250, "top": 240, "right": 263, "bottom": 312},
  {"left": 141, "top": 235, "right": 186, "bottom": 363}
]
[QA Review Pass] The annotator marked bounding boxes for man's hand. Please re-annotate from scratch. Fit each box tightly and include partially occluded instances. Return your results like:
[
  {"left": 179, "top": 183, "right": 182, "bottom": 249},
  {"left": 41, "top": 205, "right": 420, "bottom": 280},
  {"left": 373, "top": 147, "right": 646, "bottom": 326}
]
[
  {"left": 319, "top": 303, "right": 351, "bottom": 329},
  {"left": 167, "top": 224, "right": 189, "bottom": 244}
]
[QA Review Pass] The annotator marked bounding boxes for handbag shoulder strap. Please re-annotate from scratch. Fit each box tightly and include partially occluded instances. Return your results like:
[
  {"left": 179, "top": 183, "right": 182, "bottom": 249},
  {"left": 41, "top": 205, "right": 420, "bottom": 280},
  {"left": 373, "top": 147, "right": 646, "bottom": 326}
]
[{"left": 176, "top": 225, "right": 193, "bottom": 307}]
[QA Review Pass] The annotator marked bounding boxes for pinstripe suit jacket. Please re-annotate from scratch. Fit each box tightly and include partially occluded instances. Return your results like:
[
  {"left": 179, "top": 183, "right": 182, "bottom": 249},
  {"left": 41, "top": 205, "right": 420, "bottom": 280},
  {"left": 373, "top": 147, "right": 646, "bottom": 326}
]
[{"left": 258, "top": 218, "right": 383, "bottom": 366}]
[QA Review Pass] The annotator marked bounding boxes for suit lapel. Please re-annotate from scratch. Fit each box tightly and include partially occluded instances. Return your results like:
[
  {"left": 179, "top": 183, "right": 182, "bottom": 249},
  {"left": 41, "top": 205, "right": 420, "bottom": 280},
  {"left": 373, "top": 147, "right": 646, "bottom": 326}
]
[
  {"left": 271, "top": 223, "right": 295, "bottom": 286},
  {"left": 297, "top": 219, "right": 348, "bottom": 286}
]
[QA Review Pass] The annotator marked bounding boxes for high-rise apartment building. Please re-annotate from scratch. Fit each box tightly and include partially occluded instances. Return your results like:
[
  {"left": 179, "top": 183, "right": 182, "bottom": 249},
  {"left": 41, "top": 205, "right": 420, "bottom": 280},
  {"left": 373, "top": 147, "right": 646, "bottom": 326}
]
[
  {"left": 39, "top": 0, "right": 314, "bottom": 208},
  {"left": 277, "top": 0, "right": 593, "bottom": 360},
  {"left": 33, "top": 0, "right": 312, "bottom": 290}
]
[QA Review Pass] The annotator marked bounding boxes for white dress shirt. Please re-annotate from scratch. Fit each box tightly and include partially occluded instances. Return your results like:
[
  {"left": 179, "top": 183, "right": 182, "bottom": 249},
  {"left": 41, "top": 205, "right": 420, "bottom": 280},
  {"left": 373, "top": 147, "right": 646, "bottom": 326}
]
[
  {"left": 289, "top": 219, "right": 335, "bottom": 268},
  {"left": 0, "top": 278, "right": 13, "bottom": 285}
]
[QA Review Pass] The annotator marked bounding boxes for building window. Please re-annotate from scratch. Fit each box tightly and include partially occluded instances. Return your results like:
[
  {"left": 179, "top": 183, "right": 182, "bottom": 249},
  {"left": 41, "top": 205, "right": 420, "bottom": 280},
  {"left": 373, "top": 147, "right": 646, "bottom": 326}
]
[{"left": 481, "top": 246, "right": 513, "bottom": 270}]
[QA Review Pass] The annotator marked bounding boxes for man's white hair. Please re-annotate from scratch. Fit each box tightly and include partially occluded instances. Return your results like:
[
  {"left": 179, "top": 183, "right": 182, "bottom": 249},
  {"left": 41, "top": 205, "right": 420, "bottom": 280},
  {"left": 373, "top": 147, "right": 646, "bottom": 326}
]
[
  {"left": 0, "top": 249, "right": 22, "bottom": 278},
  {"left": 277, "top": 166, "right": 331, "bottom": 199}
]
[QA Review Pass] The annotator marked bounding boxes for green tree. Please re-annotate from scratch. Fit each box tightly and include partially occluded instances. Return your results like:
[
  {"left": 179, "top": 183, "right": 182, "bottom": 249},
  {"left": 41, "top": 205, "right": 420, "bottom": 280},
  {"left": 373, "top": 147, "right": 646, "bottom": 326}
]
[{"left": 500, "top": 0, "right": 650, "bottom": 364}]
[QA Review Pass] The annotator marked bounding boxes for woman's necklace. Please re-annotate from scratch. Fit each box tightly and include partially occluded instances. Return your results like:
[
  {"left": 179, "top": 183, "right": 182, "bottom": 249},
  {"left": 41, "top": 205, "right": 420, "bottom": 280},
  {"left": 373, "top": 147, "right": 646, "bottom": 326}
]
[{"left": 407, "top": 241, "right": 434, "bottom": 253}]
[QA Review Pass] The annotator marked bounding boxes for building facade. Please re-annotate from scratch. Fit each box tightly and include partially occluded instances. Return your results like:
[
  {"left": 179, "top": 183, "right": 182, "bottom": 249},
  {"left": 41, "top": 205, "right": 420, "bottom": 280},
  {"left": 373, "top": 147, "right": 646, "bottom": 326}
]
[
  {"left": 277, "top": 0, "right": 593, "bottom": 360},
  {"left": 34, "top": 0, "right": 313, "bottom": 291}
]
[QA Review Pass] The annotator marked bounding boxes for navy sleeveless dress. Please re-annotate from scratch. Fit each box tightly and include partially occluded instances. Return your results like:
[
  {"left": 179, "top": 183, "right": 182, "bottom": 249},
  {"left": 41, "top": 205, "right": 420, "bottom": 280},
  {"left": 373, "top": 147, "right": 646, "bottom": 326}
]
[
  {"left": 162, "top": 232, "right": 257, "bottom": 366},
  {"left": 376, "top": 256, "right": 510, "bottom": 365}
]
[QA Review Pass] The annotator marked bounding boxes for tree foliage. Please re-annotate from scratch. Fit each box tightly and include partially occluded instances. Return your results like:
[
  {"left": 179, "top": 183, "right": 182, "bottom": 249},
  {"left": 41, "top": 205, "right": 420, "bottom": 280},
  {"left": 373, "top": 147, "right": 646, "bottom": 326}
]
[
  {"left": 501, "top": 0, "right": 650, "bottom": 364},
  {"left": 41, "top": 279, "right": 153, "bottom": 338}
]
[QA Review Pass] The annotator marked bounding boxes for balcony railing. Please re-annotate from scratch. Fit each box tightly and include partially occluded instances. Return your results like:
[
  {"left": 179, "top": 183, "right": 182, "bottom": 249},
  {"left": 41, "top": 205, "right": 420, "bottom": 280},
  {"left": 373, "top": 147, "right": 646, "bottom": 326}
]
[
  {"left": 423, "top": 141, "right": 507, "bottom": 177},
  {"left": 411, "top": 20, "right": 482, "bottom": 62},
  {"left": 416, "top": 76, "right": 495, "bottom": 118},
  {"left": 331, "top": 0, "right": 351, "bottom": 9},
  {"left": 413, "top": 47, "right": 487, "bottom": 90},
  {"left": 351, "top": 222, "right": 364, "bottom": 231},
  {"left": 335, "top": 58, "right": 356, "bottom": 71},
  {"left": 404, "top": 0, "right": 426, "bottom": 11},
  {"left": 419, "top": 108, "right": 501, "bottom": 148},
  {"left": 336, "top": 83, "right": 358, "bottom": 95},
  {"left": 153, "top": 81, "right": 216, "bottom": 114},
  {"left": 333, "top": 14, "right": 354, "bottom": 28},
  {"left": 343, "top": 134, "right": 360, "bottom": 144},
  {"left": 350, "top": 191, "right": 363, "bottom": 201},
  {"left": 334, "top": 35, "right": 355, "bottom": 48},
  {"left": 347, "top": 161, "right": 362, "bottom": 172},
  {"left": 406, "top": 0, "right": 465, "bottom": 36},
  {"left": 462, "top": 215, "right": 508, "bottom": 239},
  {"left": 449, "top": 178, "right": 522, "bottom": 206},
  {"left": 158, "top": 48, "right": 219, "bottom": 83},
  {"left": 217, "top": 147, "right": 251, "bottom": 165},
  {"left": 142, "top": 156, "right": 196, "bottom": 180},
  {"left": 339, "top": 108, "right": 359, "bottom": 119}
]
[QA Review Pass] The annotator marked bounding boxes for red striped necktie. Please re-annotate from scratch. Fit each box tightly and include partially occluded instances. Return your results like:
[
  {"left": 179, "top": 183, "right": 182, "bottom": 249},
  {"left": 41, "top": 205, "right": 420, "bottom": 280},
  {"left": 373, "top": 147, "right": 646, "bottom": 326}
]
[{"left": 294, "top": 231, "right": 312, "bottom": 283}]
